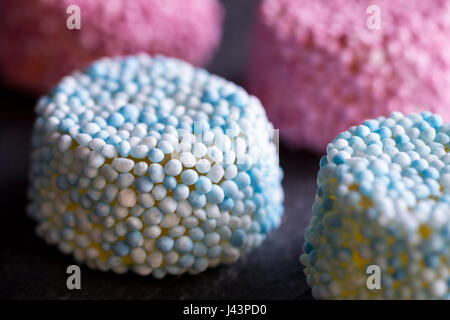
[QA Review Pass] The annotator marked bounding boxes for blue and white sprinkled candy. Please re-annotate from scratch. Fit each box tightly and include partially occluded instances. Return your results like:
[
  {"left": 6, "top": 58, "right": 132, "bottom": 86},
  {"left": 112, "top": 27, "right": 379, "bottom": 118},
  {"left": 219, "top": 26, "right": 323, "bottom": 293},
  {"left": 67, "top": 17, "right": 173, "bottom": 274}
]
[
  {"left": 301, "top": 111, "right": 450, "bottom": 299},
  {"left": 28, "top": 54, "right": 284, "bottom": 277}
]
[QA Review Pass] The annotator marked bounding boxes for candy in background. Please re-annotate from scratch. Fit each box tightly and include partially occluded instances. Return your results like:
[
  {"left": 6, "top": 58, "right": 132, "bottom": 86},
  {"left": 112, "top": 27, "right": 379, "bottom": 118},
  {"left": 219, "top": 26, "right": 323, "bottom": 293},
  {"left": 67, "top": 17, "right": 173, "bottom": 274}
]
[
  {"left": 302, "top": 111, "right": 450, "bottom": 299},
  {"left": 248, "top": 0, "right": 450, "bottom": 153},
  {"left": 0, "top": 0, "right": 223, "bottom": 94}
]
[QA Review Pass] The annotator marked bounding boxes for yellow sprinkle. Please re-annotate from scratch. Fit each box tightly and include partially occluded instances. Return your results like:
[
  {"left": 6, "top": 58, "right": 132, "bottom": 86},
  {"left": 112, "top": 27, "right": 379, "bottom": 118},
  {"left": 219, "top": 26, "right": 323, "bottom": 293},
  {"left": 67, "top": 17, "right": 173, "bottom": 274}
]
[
  {"left": 359, "top": 195, "right": 373, "bottom": 209},
  {"left": 400, "top": 252, "right": 408, "bottom": 266},
  {"left": 418, "top": 224, "right": 431, "bottom": 239},
  {"left": 351, "top": 250, "right": 367, "bottom": 269},
  {"left": 122, "top": 255, "right": 133, "bottom": 265}
]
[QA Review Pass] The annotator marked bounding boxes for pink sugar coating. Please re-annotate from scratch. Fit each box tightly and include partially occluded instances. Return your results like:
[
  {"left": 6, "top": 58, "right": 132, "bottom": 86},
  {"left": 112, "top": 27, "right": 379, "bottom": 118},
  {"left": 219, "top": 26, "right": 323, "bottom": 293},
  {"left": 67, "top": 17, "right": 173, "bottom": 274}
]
[
  {"left": 247, "top": 0, "right": 450, "bottom": 153},
  {"left": 0, "top": 0, "right": 223, "bottom": 94}
]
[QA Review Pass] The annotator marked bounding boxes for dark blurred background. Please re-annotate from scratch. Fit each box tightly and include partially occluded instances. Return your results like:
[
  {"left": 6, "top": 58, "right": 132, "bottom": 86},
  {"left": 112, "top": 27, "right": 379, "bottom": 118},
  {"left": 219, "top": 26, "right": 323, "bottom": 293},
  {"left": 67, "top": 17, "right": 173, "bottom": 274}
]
[{"left": 0, "top": 0, "right": 318, "bottom": 299}]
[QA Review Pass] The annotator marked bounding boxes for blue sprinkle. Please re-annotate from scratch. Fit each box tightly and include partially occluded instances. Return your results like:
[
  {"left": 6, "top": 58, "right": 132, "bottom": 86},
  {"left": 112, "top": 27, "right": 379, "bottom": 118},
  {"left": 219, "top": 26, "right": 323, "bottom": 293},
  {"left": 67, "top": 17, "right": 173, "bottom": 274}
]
[
  {"left": 206, "top": 185, "right": 225, "bottom": 204},
  {"left": 112, "top": 241, "right": 130, "bottom": 257},
  {"left": 163, "top": 176, "right": 177, "bottom": 190},
  {"left": 178, "top": 254, "right": 195, "bottom": 268},
  {"left": 156, "top": 236, "right": 174, "bottom": 253},
  {"left": 235, "top": 172, "right": 251, "bottom": 189},
  {"left": 355, "top": 125, "right": 371, "bottom": 138},
  {"left": 230, "top": 229, "right": 246, "bottom": 247},
  {"left": 220, "top": 180, "right": 238, "bottom": 198},
  {"left": 174, "top": 236, "right": 194, "bottom": 254},
  {"left": 181, "top": 169, "right": 198, "bottom": 185},
  {"left": 119, "top": 104, "right": 139, "bottom": 121},
  {"left": 173, "top": 184, "right": 189, "bottom": 201},
  {"left": 117, "top": 141, "right": 131, "bottom": 157},
  {"left": 219, "top": 197, "right": 234, "bottom": 211},
  {"left": 134, "top": 176, "right": 153, "bottom": 193},
  {"left": 126, "top": 230, "right": 143, "bottom": 248},
  {"left": 189, "top": 228, "right": 205, "bottom": 241},
  {"left": 195, "top": 176, "right": 212, "bottom": 194},
  {"left": 148, "top": 148, "right": 164, "bottom": 163},
  {"left": 188, "top": 190, "right": 206, "bottom": 209},
  {"left": 94, "top": 201, "right": 111, "bottom": 217}
]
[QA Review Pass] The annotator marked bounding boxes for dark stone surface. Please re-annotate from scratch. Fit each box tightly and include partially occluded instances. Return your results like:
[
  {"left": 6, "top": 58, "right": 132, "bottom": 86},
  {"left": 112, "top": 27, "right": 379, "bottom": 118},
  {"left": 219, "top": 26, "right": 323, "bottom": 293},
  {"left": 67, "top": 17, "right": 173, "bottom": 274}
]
[{"left": 0, "top": 0, "right": 317, "bottom": 300}]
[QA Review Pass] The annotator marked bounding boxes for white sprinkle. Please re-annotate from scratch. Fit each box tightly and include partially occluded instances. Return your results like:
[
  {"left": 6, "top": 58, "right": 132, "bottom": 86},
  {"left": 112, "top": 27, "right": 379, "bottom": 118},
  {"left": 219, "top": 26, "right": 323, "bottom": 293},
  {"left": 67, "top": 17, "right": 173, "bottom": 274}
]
[
  {"left": 101, "top": 164, "right": 118, "bottom": 181},
  {"left": 92, "top": 176, "right": 106, "bottom": 190},
  {"left": 111, "top": 205, "right": 128, "bottom": 220},
  {"left": 193, "top": 142, "right": 207, "bottom": 158},
  {"left": 143, "top": 226, "right": 161, "bottom": 239},
  {"left": 116, "top": 172, "right": 135, "bottom": 189},
  {"left": 193, "top": 209, "right": 207, "bottom": 221},
  {"left": 75, "top": 133, "right": 92, "bottom": 146},
  {"left": 89, "top": 138, "right": 106, "bottom": 152},
  {"left": 141, "top": 136, "right": 157, "bottom": 148},
  {"left": 134, "top": 265, "right": 152, "bottom": 276},
  {"left": 228, "top": 216, "right": 241, "bottom": 229},
  {"left": 160, "top": 213, "right": 180, "bottom": 228},
  {"left": 133, "top": 162, "right": 148, "bottom": 176},
  {"left": 165, "top": 159, "right": 182, "bottom": 176},
  {"left": 202, "top": 130, "right": 215, "bottom": 146},
  {"left": 118, "top": 189, "right": 136, "bottom": 207},
  {"left": 159, "top": 197, "right": 177, "bottom": 214},
  {"left": 205, "top": 204, "right": 221, "bottom": 218},
  {"left": 195, "top": 159, "right": 211, "bottom": 173},
  {"left": 137, "top": 193, "right": 155, "bottom": 208},
  {"left": 176, "top": 200, "right": 192, "bottom": 218},
  {"left": 147, "top": 251, "right": 163, "bottom": 268},
  {"left": 180, "top": 152, "right": 196, "bottom": 168},
  {"left": 88, "top": 151, "right": 105, "bottom": 168},
  {"left": 224, "top": 165, "right": 238, "bottom": 180},
  {"left": 58, "top": 134, "right": 72, "bottom": 153},
  {"left": 152, "top": 185, "right": 167, "bottom": 201},
  {"left": 207, "top": 146, "right": 224, "bottom": 163},
  {"left": 112, "top": 158, "right": 135, "bottom": 172},
  {"left": 102, "top": 144, "right": 118, "bottom": 159},
  {"left": 126, "top": 216, "right": 143, "bottom": 230},
  {"left": 208, "top": 163, "right": 224, "bottom": 183}
]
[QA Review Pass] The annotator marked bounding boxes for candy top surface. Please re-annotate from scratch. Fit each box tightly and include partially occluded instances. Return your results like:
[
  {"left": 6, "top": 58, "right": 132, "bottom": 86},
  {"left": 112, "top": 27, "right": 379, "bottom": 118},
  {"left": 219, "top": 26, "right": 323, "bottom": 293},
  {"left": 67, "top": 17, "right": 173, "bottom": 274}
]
[
  {"left": 34, "top": 54, "right": 274, "bottom": 164},
  {"left": 321, "top": 111, "right": 450, "bottom": 224}
]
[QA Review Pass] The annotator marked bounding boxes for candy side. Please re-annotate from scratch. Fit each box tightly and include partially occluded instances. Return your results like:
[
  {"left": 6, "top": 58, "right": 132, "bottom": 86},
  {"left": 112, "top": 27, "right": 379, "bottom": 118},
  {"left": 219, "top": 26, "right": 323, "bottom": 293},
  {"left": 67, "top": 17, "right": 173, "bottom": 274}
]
[{"left": 27, "top": 54, "right": 284, "bottom": 277}]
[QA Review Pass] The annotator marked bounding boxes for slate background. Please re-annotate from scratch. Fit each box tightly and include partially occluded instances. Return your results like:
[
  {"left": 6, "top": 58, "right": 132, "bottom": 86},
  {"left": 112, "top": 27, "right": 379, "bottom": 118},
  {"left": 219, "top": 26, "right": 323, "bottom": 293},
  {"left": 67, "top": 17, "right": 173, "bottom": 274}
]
[{"left": 0, "top": 0, "right": 318, "bottom": 300}]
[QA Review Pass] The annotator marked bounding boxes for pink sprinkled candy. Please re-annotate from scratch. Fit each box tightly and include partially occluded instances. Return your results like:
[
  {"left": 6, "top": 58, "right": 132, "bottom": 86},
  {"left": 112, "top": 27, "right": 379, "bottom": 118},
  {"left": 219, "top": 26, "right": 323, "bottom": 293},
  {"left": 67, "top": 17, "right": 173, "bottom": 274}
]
[
  {"left": 248, "top": 0, "right": 450, "bottom": 152},
  {"left": 0, "top": 0, "right": 223, "bottom": 94}
]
